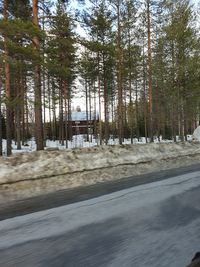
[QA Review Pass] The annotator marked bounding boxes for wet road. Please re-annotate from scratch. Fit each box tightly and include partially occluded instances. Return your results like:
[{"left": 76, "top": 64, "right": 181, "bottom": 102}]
[{"left": 0, "top": 171, "right": 200, "bottom": 267}]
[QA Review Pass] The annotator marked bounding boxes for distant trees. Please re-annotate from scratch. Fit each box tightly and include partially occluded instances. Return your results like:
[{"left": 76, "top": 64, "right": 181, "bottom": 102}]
[
  {"left": 0, "top": 0, "right": 199, "bottom": 155},
  {"left": 153, "top": 0, "right": 200, "bottom": 141},
  {"left": 81, "top": 0, "right": 115, "bottom": 144}
]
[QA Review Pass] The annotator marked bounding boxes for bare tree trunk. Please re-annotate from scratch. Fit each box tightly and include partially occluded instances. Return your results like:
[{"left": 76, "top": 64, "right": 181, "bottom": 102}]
[
  {"left": 4, "top": 0, "right": 12, "bottom": 156},
  {"left": 15, "top": 75, "right": 21, "bottom": 150},
  {"left": 98, "top": 55, "right": 102, "bottom": 145},
  {"left": 42, "top": 72, "right": 46, "bottom": 147},
  {"left": 42, "top": 0, "right": 46, "bottom": 147},
  {"left": 52, "top": 79, "right": 56, "bottom": 141},
  {"left": 93, "top": 84, "right": 97, "bottom": 139},
  {"left": 89, "top": 82, "right": 92, "bottom": 143},
  {"left": 47, "top": 74, "right": 52, "bottom": 139},
  {"left": 59, "top": 79, "right": 64, "bottom": 145},
  {"left": 67, "top": 98, "right": 72, "bottom": 142},
  {"left": 32, "top": 0, "right": 44, "bottom": 150},
  {"left": 142, "top": 28, "right": 148, "bottom": 143},
  {"left": 135, "top": 78, "right": 140, "bottom": 140},
  {"left": 85, "top": 81, "right": 89, "bottom": 142},
  {"left": 147, "top": 0, "right": 153, "bottom": 142},
  {"left": 21, "top": 74, "right": 25, "bottom": 145},
  {"left": 63, "top": 80, "right": 68, "bottom": 148},
  {"left": 24, "top": 78, "right": 29, "bottom": 142},
  {"left": 0, "top": 81, "right": 2, "bottom": 156},
  {"left": 103, "top": 54, "right": 109, "bottom": 145},
  {"left": 128, "top": 46, "right": 133, "bottom": 144},
  {"left": 116, "top": 0, "right": 123, "bottom": 145}
]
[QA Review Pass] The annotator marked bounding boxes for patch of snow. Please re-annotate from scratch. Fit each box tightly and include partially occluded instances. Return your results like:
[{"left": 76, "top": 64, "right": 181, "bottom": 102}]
[
  {"left": 1, "top": 135, "right": 177, "bottom": 156},
  {"left": 193, "top": 126, "right": 200, "bottom": 141}
]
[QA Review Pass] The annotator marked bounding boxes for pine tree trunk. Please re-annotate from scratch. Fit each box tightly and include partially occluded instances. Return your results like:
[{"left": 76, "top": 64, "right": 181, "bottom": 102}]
[
  {"left": 98, "top": 55, "right": 102, "bottom": 145},
  {"left": 111, "top": 95, "right": 115, "bottom": 141},
  {"left": 42, "top": 0, "right": 46, "bottom": 147},
  {"left": 68, "top": 98, "right": 72, "bottom": 142},
  {"left": 116, "top": 0, "right": 123, "bottom": 145},
  {"left": 15, "top": 75, "right": 21, "bottom": 150},
  {"left": 52, "top": 79, "right": 56, "bottom": 141},
  {"left": 42, "top": 71, "right": 46, "bottom": 147},
  {"left": 89, "top": 83, "right": 92, "bottom": 143},
  {"left": 32, "top": 0, "right": 44, "bottom": 150},
  {"left": 47, "top": 75, "right": 52, "bottom": 140},
  {"left": 59, "top": 79, "right": 64, "bottom": 145},
  {"left": 63, "top": 81, "right": 68, "bottom": 148},
  {"left": 0, "top": 82, "right": 2, "bottom": 156},
  {"left": 93, "top": 82, "right": 97, "bottom": 139},
  {"left": 85, "top": 81, "right": 89, "bottom": 142},
  {"left": 4, "top": 0, "right": 12, "bottom": 156},
  {"left": 135, "top": 78, "right": 140, "bottom": 140},
  {"left": 147, "top": 0, "right": 153, "bottom": 142},
  {"left": 128, "top": 49, "right": 133, "bottom": 144},
  {"left": 25, "top": 79, "right": 29, "bottom": 142},
  {"left": 21, "top": 75, "right": 25, "bottom": 145},
  {"left": 103, "top": 54, "right": 109, "bottom": 145},
  {"left": 142, "top": 30, "right": 148, "bottom": 143}
]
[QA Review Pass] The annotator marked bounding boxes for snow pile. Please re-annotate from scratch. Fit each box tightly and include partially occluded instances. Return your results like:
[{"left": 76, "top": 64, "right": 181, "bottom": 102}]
[
  {"left": 193, "top": 126, "right": 200, "bottom": 141},
  {"left": 1, "top": 142, "right": 200, "bottom": 203}
]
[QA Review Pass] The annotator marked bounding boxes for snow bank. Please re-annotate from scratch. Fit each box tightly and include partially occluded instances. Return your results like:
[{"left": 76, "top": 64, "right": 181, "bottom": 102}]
[
  {"left": 1, "top": 142, "right": 200, "bottom": 203},
  {"left": 193, "top": 126, "right": 200, "bottom": 141}
]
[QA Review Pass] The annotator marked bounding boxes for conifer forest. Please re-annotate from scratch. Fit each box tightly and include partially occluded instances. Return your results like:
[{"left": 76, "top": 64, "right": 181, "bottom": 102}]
[{"left": 0, "top": 0, "right": 200, "bottom": 155}]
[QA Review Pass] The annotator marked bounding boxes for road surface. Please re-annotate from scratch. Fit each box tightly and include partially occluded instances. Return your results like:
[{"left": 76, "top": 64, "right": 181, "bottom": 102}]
[{"left": 0, "top": 169, "right": 200, "bottom": 267}]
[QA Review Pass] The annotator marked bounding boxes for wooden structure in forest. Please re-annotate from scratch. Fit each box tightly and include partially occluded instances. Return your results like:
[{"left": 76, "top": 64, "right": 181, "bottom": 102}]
[{"left": 69, "top": 107, "right": 99, "bottom": 135}]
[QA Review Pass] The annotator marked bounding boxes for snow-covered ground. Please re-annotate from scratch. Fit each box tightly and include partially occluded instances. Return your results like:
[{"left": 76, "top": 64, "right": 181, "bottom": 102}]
[
  {"left": 2, "top": 136, "right": 149, "bottom": 155},
  {"left": 1, "top": 134, "right": 193, "bottom": 156},
  {"left": 0, "top": 140, "right": 199, "bottom": 204}
]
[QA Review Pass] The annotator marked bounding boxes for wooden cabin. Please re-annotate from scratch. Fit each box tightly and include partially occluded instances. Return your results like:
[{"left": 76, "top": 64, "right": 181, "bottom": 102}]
[{"left": 69, "top": 107, "right": 99, "bottom": 135}]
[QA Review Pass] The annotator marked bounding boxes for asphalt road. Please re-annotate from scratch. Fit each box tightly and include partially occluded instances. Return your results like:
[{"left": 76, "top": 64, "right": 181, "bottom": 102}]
[
  {"left": 1, "top": 163, "right": 200, "bottom": 221},
  {"left": 0, "top": 168, "right": 200, "bottom": 267}
]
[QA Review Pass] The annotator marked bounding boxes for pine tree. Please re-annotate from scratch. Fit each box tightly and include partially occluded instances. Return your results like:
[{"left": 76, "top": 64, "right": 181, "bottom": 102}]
[
  {"left": 46, "top": 0, "right": 76, "bottom": 146},
  {"left": 82, "top": 0, "right": 115, "bottom": 144},
  {"left": 32, "top": 0, "right": 44, "bottom": 150},
  {"left": 2, "top": 0, "right": 12, "bottom": 155},
  {"left": 161, "top": 0, "right": 199, "bottom": 140},
  {"left": 122, "top": 0, "right": 140, "bottom": 142}
]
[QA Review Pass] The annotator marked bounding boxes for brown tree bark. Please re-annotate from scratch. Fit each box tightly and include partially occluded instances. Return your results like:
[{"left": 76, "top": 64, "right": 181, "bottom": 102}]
[
  {"left": 15, "top": 74, "right": 21, "bottom": 150},
  {"left": 116, "top": 0, "right": 123, "bottom": 145},
  {"left": 142, "top": 26, "right": 148, "bottom": 143},
  {"left": 67, "top": 97, "right": 72, "bottom": 142},
  {"left": 4, "top": 0, "right": 12, "bottom": 156},
  {"left": 32, "top": 0, "right": 44, "bottom": 150},
  {"left": 85, "top": 81, "right": 89, "bottom": 142},
  {"left": 59, "top": 79, "right": 64, "bottom": 145},
  {"left": 51, "top": 79, "right": 57, "bottom": 141},
  {"left": 47, "top": 74, "right": 52, "bottom": 140},
  {"left": 147, "top": 0, "right": 153, "bottom": 142},
  {"left": 98, "top": 54, "right": 102, "bottom": 145},
  {"left": 89, "top": 82, "right": 92, "bottom": 143},
  {"left": 21, "top": 74, "right": 25, "bottom": 145},
  {"left": 103, "top": 54, "right": 109, "bottom": 145},
  {"left": 24, "top": 77, "right": 29, "bottom": 142},
  {"left": 0, "top": 79, "right": 2, "bottom": 156},
  {"left": 63, "top": 80, "right": 68, "bottom": 148}
]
